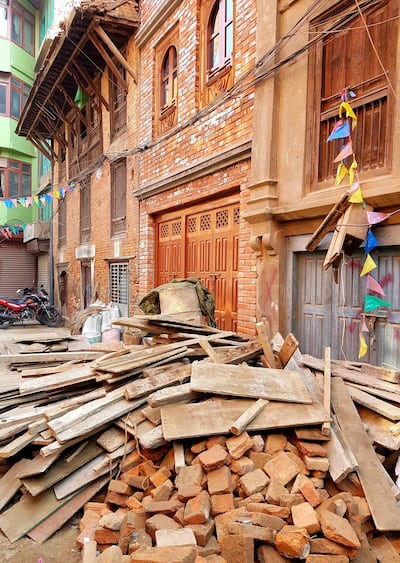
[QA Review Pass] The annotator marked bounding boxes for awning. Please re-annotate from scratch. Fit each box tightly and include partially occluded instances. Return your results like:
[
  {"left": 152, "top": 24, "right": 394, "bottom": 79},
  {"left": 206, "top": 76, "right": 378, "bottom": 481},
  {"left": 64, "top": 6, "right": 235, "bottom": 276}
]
[{"left": 17, "top": 0, "right": 139, "bottom": 158}]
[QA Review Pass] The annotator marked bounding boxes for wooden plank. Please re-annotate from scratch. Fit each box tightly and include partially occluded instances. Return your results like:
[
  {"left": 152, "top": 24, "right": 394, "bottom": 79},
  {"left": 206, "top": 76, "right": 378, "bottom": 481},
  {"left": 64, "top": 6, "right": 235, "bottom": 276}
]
[
  {"left": 54, "top": 398, "right": 146, "bottom": 444},
  {"left": 256, "top": 322, "right": 276, "bottom": 368},
  {"left": 277, "top": 333, "right": 299, "bottom": 368},
  {"left": 346, "top": 382, "right": 400, "bottom": 405},
  {"left": 19, "top": 364, "right": 95, "bottom": 395},
  {"left": 54, "top": 455, "right": 116, "bottom": 499},
  {"left": 0, "top": 351, "right": 102, "bottom": 365},
  {"left": 326, "top": 418, "right": 358, "bottom": 483},
  {"left": 161, "top": 398, "right": 329, "bottom": 441},
  {"left": 0, "top": 458, "right": 30, "bottom": 511},
  {"left": 173, "top": 441, "right": 186, "bottom": 473},
  {"left": 15, "top": 450, "right": 62, "bottom": 478},
  {"left": 124, "top": 364, "right": 192, "bottom": 400},
  {"left": 346, "top": 384, "right": 400, "bottom": 421},
  {"left": 198, "top": 338, "right": 222, "bottom": 362},
  {"left": 360, "top": 363, "right": 400, "bottom": 384},
  {"left": 20, "top": 359, "right": 80, "bottom": 377},
  {"left": 190, "top": 361, "right": 312, "bottom": 403},
  {"left": 27, "top": 475, "right": 109, "bottom": 544},
  {"left": 0, "top": 486, "right": 78, "bottom": 542},
  {"left": 321, "top": 346, "right": 331, "bottom": 436},
  {"left": 0, "top": 430, "right": 39, "bottom": 458},
  {"left": 301, "top": 354, "right": 400, "bottom": 396},
  {"left": 147, "top": 383, "right": 202, "bottom": 407},
  {"left": 305, "top": 191, "right": 350, "bottom": 252},
  {"left": 47, "top": 388, "right": 125, "bottom": 436},
  {"left": 331, "top": 377, "right": 400, "bottom": 531},
  {"left": 21, "top": 441, "right": 103, "bottom": 496},
  {"left": 357, "top": 406, "right": 400, "bottom": 451}
]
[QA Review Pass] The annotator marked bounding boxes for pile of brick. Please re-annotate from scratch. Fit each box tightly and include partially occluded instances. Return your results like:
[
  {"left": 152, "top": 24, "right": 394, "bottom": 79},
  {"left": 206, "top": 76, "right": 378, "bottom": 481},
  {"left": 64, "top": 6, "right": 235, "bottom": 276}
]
[{"left": 80, "top": 427, "right": 392, "bottom": 562}]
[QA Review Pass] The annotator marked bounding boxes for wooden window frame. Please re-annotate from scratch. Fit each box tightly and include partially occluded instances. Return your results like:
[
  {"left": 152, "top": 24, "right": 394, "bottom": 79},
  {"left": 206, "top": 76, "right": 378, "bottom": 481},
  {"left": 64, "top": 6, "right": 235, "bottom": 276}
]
[
  {"left": 110, "top": 158, "right": 127, "bottom": 237},
  {"left": 0, "top": 158, "right": 31, "bottom": 198},
  {"left": 0, "top": 73, "right": 30, "bottom": 119},
  {"left": 305, "top": 0, "right": 397, "bottom": 193},
  {"left": 154, "top": 25, "right": 179, "bottom": 136},
  {"left": 57, "top": 197, "right": 67, "bottom": 249},
  {"left": 79, "top": 177, "right": 91, "bottom": 244},
  {"left": 200, "top": 0, "right": 235, "bottom": 107},
  {"left": 207, "top": 0, "right": 233, "bottom": 80},
  {"left": 109, "top": 62, "right": 127, "bottom": 139},
  {"left": 109, "top": 261, "right": 129, "bottom": 316}
]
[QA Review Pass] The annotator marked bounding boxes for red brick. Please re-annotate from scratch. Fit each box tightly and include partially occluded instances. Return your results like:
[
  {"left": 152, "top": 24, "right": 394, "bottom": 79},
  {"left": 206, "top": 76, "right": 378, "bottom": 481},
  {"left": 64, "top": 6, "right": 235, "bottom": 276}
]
[
  {"left": 220, "top": 534, "right": 254, "bottom": 563},
  {"left": 319, "top": 510, "right": 361, "bottom": 549},
  {"left": 291, "top": 502, "right": 321, "bottom": 535},
  {"left": 198, "top": 445, "right": 230, "bottom": 472},
  {"left": 183, "top": 490, "right": 211, "bottom": 525},
  {"left": 207, "top": 466, "right": 232, "bottom": 495},
  {"left": 275, "top": 525, "right": 311, "bottom": 559}
]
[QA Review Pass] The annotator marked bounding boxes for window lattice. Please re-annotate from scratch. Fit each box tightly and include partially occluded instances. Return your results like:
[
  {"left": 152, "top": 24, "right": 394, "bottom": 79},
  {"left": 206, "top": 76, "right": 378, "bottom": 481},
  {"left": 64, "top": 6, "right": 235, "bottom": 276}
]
[
  {"left": 160, "top": 224, "right": 169, "bottom": 239},
  {"left": 216, "top": 209, "right": 229, "bottom": 228},
  {"left": 200, "top": 214, "right": 211, "bottom": 231},
  {"left": 187, "top": 217, "right": 197, "bottom": 233},
  {"left": 172, "top": 221, "right": 181, "bottom": 237},
  {"left": 233, "top": 207, "right": 240, "bottom": 224}
]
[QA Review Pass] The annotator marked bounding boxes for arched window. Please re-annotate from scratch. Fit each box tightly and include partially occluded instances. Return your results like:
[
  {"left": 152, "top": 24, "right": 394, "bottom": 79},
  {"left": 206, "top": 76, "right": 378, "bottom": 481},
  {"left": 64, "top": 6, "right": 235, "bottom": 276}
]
[
  {"left": 161, "top": 45, "right": 177, "bottom": 110},
  {"left": 208, "top": 0, "right": 233, "bottom": 76}
]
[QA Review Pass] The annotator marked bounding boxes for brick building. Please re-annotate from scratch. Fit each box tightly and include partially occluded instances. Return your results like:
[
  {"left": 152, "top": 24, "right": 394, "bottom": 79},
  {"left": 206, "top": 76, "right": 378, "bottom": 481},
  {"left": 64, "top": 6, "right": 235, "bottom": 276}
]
[
  {"left": 17, "top": 0, "right": 400, "bottom": 364},
  {"left": 18, "top": 0, "right": 258, "bottom": 334}
]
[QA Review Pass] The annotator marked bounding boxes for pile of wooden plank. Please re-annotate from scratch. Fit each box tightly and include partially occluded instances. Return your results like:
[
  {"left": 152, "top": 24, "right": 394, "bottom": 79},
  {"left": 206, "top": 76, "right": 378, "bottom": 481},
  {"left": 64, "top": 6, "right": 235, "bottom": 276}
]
[{"left": 0, "top": 316, "right": 399, "bottom": 562}]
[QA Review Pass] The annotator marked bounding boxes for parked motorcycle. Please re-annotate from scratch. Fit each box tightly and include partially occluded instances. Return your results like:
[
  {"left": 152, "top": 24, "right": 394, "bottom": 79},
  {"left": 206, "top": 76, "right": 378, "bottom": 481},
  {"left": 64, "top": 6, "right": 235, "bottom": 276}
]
[{"left": 0, "top": 286, "right": 62, "bottom": 328}]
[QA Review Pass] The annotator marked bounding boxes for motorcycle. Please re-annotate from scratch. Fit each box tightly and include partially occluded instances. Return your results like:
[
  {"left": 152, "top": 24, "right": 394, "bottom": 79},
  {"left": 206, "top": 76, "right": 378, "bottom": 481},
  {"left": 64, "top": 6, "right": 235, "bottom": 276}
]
[{"left": 0, "top": 285, "right": 62, "bottom": 328}]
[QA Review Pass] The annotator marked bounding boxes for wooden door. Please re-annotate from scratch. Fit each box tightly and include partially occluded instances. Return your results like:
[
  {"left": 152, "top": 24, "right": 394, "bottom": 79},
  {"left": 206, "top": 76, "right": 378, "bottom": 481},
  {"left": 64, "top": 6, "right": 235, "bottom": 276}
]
[
  {"left": 294, "top": 249, "right": 400, "bottom": 365},
  {"left": 156, "top": 197, "right": 240, "bottom": 330}
]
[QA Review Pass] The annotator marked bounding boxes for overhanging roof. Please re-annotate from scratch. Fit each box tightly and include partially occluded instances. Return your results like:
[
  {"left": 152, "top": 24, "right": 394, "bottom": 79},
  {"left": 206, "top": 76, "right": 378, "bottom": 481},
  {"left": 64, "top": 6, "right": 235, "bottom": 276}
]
[{"left": 17, "top": 0, "right": 139, "bottom": 153}]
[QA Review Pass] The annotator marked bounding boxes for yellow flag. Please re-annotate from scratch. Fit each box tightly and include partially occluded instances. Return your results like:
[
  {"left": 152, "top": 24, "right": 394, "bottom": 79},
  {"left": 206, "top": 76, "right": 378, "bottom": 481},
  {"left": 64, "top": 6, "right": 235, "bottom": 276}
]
[
  {"left": 348, "top": 159, "right": 357, "bottom": 186},
  {"left": 339, "top": 102, "right": 357, "bottom": 129},
  {"left": 358, "top": 334, "right": 368, "bottom": 359},
  {"left": 360, "top": 254, "right": 377, "bottom": 277},
  {"left": 335, "top": 163, "right": 348, "bottom": 186},
  {"left": 349, "top": 187, "right": 363, "bottom": 203}
]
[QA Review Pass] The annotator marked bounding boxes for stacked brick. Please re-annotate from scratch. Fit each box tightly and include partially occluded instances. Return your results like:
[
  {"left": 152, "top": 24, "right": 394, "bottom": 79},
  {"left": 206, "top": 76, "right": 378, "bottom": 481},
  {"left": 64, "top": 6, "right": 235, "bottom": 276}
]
[{"left": 80, "top": 428, "right": 387, "bottom": 562}]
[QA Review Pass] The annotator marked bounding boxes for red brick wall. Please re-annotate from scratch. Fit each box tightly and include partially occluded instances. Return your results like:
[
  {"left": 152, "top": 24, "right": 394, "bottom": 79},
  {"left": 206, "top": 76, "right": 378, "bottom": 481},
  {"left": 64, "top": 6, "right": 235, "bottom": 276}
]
[{"left": 52, "top": 0, "right": 258, "bottom": 335}]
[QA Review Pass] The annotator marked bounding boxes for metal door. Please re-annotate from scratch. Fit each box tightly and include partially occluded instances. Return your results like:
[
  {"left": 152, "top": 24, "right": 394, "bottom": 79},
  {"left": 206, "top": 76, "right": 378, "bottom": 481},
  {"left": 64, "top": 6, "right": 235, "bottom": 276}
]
[
  {"left": 294, "top": 249, "right": 400, "bottom": 366},
  {"left": 156, "top": 197, "right": 240, "bottom": 331}
]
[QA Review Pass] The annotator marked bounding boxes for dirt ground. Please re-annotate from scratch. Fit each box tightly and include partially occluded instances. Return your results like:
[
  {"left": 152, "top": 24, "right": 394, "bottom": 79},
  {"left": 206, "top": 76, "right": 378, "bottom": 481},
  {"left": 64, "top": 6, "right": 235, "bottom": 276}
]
[{"left": 0, "top": 515, "right": 82, "bottom": 562}]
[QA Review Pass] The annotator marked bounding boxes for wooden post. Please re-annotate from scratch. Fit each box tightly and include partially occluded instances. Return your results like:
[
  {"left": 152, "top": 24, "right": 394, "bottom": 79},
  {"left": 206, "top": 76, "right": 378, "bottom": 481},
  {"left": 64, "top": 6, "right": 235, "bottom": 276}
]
[
  {"left": 322, "top": 346, "right": 331, "bottom": 436},
  {"left": 230, "top": 399, "right": 269, "bottom": 435}
]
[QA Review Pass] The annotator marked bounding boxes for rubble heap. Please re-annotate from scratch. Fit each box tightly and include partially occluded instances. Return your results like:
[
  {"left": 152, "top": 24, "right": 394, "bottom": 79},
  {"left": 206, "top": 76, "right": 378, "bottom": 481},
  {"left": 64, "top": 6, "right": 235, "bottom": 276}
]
[{"left": 0, "top": 317, "right": 399, "bottom": 562}]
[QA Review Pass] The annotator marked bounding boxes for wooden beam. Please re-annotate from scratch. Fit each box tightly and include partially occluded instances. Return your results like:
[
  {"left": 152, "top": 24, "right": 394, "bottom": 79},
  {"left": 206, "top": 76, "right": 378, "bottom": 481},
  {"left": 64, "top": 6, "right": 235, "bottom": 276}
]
[
  {"left": 92, "top": 23, "right": 137, "bottom": 83},
  {"left": 305, "top": 191, "right": 350, "bottom": 252},
  {"left": 229, "top": 399, "right": 268, "bottom": 436},
  {"left": 331, "top": 377, "right": 400, "bottom": 531},
  {"left": 72, "top": 60, "right": 109, "bottom": 111},
  {"left": 88, "top": 31, "right": 128, "bottom": 91},
  {"left": 321, "top": 346, "right": 331, "bottom": 436},
  {"left": 256, "top": 321, "right": 276, "bottom": 368}
]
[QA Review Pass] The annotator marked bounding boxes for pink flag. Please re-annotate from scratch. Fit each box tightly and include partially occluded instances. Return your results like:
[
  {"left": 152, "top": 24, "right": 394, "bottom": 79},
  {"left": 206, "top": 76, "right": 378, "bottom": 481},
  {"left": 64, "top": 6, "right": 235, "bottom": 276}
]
[
  {"left": 334, "top": 142, "right": 353, "bottom": 163},
  {"left": 366, "top": 274, "right": 385, "bottom": 297},
  {"left": 360, "top": 315, "right": 369, "bottom": 333},
  {"left": 366, "top": 211, "right": 389, "bottom": 225}
]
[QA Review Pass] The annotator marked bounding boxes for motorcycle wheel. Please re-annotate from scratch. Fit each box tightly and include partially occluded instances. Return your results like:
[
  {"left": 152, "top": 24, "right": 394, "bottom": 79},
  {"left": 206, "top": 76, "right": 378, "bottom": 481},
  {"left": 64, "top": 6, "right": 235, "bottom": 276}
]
[
  {"left": 0, "top": 318, "right": 10, "bottom": 329},
  {"left": 37, "top": 307, "right": 62, "bottom": 328}
]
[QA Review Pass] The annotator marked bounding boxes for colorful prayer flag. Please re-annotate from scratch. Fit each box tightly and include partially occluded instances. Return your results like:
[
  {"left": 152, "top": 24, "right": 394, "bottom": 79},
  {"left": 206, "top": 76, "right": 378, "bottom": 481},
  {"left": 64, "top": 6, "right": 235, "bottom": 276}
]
[
  {"left": 360, "top": 254, "right": 377, "bottom": 277},
  {"left": 358, "top": 334, "right": 368, "bottom": 359},
  {"left": 364, "top": 294, "right": 392, "bottom": 313},
  {"left": 366, "top": 274, "right": 385, "bottom": 296}
]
